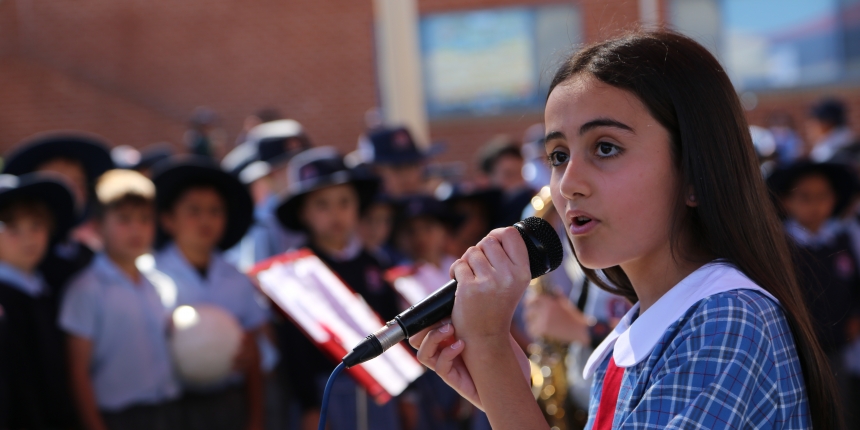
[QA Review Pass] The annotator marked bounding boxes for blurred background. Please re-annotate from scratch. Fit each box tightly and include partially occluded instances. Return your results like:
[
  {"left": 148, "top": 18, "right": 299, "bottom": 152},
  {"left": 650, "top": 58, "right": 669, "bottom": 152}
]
[{"left": 1, "top": 0, "right": 857, "bottom": 175}]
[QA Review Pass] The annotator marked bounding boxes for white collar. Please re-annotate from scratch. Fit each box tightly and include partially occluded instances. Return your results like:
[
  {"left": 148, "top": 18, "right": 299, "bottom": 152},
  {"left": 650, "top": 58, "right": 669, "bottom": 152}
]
[{"left": 583, "top": 261, "right": 778, "bottom": 379}]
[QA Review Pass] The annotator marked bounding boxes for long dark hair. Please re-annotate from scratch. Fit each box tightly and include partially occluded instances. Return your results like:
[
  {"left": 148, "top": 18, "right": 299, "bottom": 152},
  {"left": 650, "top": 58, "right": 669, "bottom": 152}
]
[{"left": 548, "top": 30, "right": 838, "bottom": 429}]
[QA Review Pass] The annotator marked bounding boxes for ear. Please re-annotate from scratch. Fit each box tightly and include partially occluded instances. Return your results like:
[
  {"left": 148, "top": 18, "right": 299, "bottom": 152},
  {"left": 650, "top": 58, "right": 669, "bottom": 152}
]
[{"left": 685, "top": 185, "right": 698, "bottom": 207}]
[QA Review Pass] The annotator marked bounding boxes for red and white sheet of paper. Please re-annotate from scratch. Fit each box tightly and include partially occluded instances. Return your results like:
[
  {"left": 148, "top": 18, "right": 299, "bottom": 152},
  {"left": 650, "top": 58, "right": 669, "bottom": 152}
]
[
  {"left": 250, "top": 249, "right": 424, "bottom": 404},
  {"left": 386, "top": 256, "right": 457, "bottom": 306}
]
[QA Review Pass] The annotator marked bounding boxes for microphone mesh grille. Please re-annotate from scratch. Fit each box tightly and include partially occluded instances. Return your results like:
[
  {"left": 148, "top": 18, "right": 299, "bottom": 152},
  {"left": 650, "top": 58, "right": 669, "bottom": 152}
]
[{"left": 515, "top": 216, "right": 564, "bottom": 279}]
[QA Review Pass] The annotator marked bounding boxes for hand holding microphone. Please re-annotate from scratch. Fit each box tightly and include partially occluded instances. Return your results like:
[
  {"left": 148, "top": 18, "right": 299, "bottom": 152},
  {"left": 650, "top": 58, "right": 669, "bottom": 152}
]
[{"left": 342, "top": 217, "right": 563, "bottom": 367}]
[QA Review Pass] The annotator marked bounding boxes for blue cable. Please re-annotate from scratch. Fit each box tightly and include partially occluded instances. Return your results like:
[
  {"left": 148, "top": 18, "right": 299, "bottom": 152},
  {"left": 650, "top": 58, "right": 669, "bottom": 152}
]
[{"left": 318, "top": 361, "right": 346, "bottom": 430}]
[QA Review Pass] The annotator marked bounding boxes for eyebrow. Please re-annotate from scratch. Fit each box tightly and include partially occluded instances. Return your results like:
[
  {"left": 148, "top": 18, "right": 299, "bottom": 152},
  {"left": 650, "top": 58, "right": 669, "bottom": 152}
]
[{"left": 544, "top": 117, "right": 635, "bottom": 144}]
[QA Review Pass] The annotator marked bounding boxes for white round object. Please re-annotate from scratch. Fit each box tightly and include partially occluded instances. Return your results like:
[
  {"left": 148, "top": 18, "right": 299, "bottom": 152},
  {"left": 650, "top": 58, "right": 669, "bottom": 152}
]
[{"left": 170, "top": 304, "right": 243, "bottom": 386}]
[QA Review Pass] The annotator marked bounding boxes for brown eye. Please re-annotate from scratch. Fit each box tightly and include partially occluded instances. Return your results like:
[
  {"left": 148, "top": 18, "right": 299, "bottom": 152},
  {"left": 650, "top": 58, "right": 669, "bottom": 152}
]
[
  {"left": 548, "top": 151, "right": 569, "bottom": 166},
  {"left": 596, "top": 142, "right": 621, "bottom": 158}
]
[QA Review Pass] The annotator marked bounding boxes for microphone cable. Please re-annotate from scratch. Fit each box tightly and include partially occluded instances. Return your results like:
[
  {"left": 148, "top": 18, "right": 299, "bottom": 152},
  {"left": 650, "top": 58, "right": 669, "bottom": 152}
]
[{"left": 318, "top": 362, "right": 346, "bottom": 430}]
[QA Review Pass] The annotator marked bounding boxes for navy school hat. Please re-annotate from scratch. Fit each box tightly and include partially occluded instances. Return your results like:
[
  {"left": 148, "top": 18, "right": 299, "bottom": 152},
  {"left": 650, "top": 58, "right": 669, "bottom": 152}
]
[
  {"left": 151, "top": 156, "right": 254, "bottom": 250},
  {"left": 3, "top": 132, "right": 114, "bottom": 183},
  {"left": 395, "top": 194, "right": 464, "bottom": 231},
  {"left": 0, "top": 173, "right": 76, "bottom": 241},
  {"left": 435, "top": 182, "right": 504, "bottom": 228},
  {"left": 222, "top": 119, "right": 312, "bottom": 183},
  {"left": 276, "top": 147, "right": 380, "bottom": 231},
  {"left": 362, "top": 126, "right": 442, "bottom": 165}
]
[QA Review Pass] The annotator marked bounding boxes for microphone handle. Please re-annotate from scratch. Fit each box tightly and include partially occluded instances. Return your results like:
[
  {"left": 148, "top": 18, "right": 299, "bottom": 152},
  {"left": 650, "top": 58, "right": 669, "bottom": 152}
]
[
  {"left": 396, "top": 279, "right": 457, "bottom": 338},
  {"left": 342, "top": 279, "right": 457, "bottom": 367}
]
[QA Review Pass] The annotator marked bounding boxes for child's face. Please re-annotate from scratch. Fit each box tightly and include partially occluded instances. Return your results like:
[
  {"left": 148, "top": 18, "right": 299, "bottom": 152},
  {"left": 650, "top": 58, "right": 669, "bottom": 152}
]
[
  {"left": 545, "top": 75, "right": 680, "bottom": 270},
  {"left": 99, "top": 203, "right": 155, "bottom": 262},
  {"left": 783, "top": 174, "right": 836, "bottom": 232},
  {"left": 0, "top": 214, "right": 50, "bottom": 272},
  {"left": 358, "top": 203, "right": 394, "bottom": 250},
  {"left": 404, "top": 216, "right": 449, "bottom": 263},
  {"left": 376, "top": 164, "right": 424, "bottom": 197},
  {"left": 490, "top": 154, "right": 525, "bottom": 192},
  {"left": 161, "top": 187, "right": 226, "bottom": 252},
  {"left": 300, "top": 184, "right": 360, "bottom": 246}
]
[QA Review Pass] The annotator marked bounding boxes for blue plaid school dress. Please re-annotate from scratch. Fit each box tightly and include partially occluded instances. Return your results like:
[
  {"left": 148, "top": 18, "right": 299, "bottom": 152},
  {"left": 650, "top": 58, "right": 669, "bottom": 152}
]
[{"left": 583, "top": 262, "right": 811, "bottom": 429}]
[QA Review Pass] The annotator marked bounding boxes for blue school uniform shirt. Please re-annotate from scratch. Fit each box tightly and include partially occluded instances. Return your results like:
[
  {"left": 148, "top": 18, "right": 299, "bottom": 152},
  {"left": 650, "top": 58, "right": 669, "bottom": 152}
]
[
  {"left": 583, "top": 262, "right": 810, "bottom": 429},
  {"left": 58, "top": 254, "right": 180, "bottom": 411},
  {"left": 154, "top": 243, "right": 268, "bottom": 331}
]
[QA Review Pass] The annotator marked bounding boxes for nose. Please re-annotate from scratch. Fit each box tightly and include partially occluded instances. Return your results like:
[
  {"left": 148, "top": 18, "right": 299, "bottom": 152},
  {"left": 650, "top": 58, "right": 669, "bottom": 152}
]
[{"left": 558, "top": 152, "right": 590, "bottom": 201}]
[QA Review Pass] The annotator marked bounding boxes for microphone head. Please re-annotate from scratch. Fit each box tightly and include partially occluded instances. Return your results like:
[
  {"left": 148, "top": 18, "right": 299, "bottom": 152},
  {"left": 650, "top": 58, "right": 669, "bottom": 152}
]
[{"left": 514, "top": 216, "right": 564, "bottom": 279}]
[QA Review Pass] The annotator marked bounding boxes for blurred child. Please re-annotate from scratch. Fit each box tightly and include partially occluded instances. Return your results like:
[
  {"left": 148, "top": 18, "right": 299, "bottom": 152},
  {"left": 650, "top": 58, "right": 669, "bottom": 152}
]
[
  {"left": 808, "top": 98, "right": 854, "bottom": 163},
  {"left": 152, "top": 157, "right": 267, "bottom": 430},
  {"left": 357, "top": 194, "right": 405, "bottom": 268},
  {"left": 768, "top": 161, "right": 860, "bottom": 428},
  {"left": 2, "top": 133, "right": 114, "bottom": 290},
  {"left": 358, "top": 126, "right": 431, "bottom": 198},
  {"left": 222, "top": 120, "right": 313, "bottom": 268},
  {"left": 385, "top": 195, "right": 464, "bottom": 430},
  {"left": 268, "top": 147, "right": 402, "bottom": 430},
  {"left": 475, "top": 135, "right": 535, "bottom": 227},
  {"left": 0, "top": 173, "right": 77, "bottom": 429},
  {"left": 61, "top": 170, "right": 181, "bottom": 430}
]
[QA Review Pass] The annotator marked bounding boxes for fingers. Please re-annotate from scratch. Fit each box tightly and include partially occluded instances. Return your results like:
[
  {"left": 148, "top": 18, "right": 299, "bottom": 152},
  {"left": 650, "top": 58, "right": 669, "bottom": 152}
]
[
  {"left": 416, "top": 323, "right": 456, "bottom": 370},
  {"left": 486, "top": 227, "right": 529, "bottom": 270},
  {"left": 434, "top": 339, "right": 465, "bottom": 377},
  {"left": 450, "top": 255, "right": 475, "bottom": 283},
  {"left": 408, "top": 318, "right": 450, "bottom": 349}
]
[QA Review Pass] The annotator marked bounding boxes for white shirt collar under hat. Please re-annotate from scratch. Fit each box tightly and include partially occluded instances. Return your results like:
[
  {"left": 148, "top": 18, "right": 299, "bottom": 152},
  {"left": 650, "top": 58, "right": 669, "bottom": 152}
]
[{"left": 583, "top": 261, "right": 778, "bottom": 379}]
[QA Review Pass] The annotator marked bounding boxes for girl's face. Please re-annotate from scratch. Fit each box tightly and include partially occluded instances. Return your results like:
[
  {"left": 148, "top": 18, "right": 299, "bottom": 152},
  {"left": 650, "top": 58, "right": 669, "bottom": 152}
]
[
  {"left": 300, "top": 184, "right": 360, "bottom": 246},
  {"left": 782, "top": 174, "right": 835, "bottom": 232},
  {"left": 403, "top": 216, "right": 449, "bottom": 265},
  {"left": 545, "top": 75, "right": 680, "bottom": 271},
  {"left": 161, "top": 187, "right": 227, "bottom": 253}
]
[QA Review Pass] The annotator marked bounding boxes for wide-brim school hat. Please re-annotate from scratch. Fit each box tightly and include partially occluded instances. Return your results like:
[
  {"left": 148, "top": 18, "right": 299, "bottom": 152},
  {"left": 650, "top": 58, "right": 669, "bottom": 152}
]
[
  {"left": 151, "top": 156, "right": 254, "bottom": 251},
  {"left": 394, "top": 194, "right": 465, "bottom": 231},
  {"left": 2, "top": 132, "right": 114, "bottom": 183},
  {"left": 766, "top": 161, "right": 859, "bottom": 217},
  {"left": 351, "top": 126, "right": 445, "bottom": 166},
  {"left": 0, "top": 173, "right": 76, "bottom": 241},
  {"left": 434, "top": 182, "right": 504, "bottom": 227},
  {"left": 276, "top": 147, "right": 380, "bottom": 231}
]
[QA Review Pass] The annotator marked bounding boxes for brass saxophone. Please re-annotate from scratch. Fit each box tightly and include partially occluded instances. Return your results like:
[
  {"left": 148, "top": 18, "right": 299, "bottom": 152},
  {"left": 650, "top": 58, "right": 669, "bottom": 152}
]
[{"left": 527, "top": 189, "right": 569, "bottom": 430}]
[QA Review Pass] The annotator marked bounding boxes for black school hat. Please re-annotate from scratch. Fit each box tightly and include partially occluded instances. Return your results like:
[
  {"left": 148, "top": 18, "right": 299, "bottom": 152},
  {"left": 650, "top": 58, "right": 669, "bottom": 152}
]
[
  {"left": 222, "top": 119, "right": 312, "bottom": 183},
  {"left": 2, "top": 132, "right": 114, "bottom": 183},
  {"left": 766, "top": 161, "right": 859, "bottom": 217},
  {"left": 395, "top": 194, "right": 464, "bottom": 231},
  {"left": 151, "top": 156, "right": 254, "bottom": 250},
  {"left": 276, "top": 147, "right": 380, "bottom": 231},
  {"left": 0, "top": 173, "right": 76, "bottom": 241},
  {"left": 347, "top": 126, "right": 446, "bottom": 168},
  {"left": 434, "top": 182, "right": 504, "bottom": 228}
]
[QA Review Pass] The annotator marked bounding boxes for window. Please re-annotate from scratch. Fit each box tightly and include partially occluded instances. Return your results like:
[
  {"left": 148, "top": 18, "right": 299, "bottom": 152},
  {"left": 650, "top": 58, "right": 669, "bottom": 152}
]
[
  {"left": 669, "top": 0, "right": 860, "bottom": 91},
  {"left": 419, "top": 4, "right": 583, "bottom": 118}
]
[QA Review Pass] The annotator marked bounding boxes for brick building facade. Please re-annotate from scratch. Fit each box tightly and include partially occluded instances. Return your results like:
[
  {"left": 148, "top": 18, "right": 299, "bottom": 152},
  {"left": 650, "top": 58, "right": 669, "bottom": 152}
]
[{"left": 1, "top": 0, "right": 858, "bottom": 176}]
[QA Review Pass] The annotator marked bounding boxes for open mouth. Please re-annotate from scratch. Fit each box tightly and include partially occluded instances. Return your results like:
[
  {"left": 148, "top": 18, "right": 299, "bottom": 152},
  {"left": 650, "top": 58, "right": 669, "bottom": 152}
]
[{"left": 572, "top": 216, "right": 593, "bottom": 227}]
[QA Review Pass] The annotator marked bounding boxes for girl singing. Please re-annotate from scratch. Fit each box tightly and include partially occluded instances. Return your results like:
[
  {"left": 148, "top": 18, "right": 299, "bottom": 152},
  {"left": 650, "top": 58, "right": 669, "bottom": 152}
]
[{"left": 410, "top": 30, "right": 837, "bottom": 429}]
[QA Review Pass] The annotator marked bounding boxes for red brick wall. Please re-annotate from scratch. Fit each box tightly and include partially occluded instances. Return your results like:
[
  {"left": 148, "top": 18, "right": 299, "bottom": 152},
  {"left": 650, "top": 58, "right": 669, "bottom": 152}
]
[
  {"left": 1, "top": 0, "right": 856, "bottom": 175},
  {"left": 0, "top": 0, "right": 378, "bottom": 155}
]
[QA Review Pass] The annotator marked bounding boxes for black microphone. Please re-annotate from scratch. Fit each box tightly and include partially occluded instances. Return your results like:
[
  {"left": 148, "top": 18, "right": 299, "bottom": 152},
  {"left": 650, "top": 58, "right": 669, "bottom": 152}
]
[{"left": 342, "top": 216, "right": 564, "bottom": 368}]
